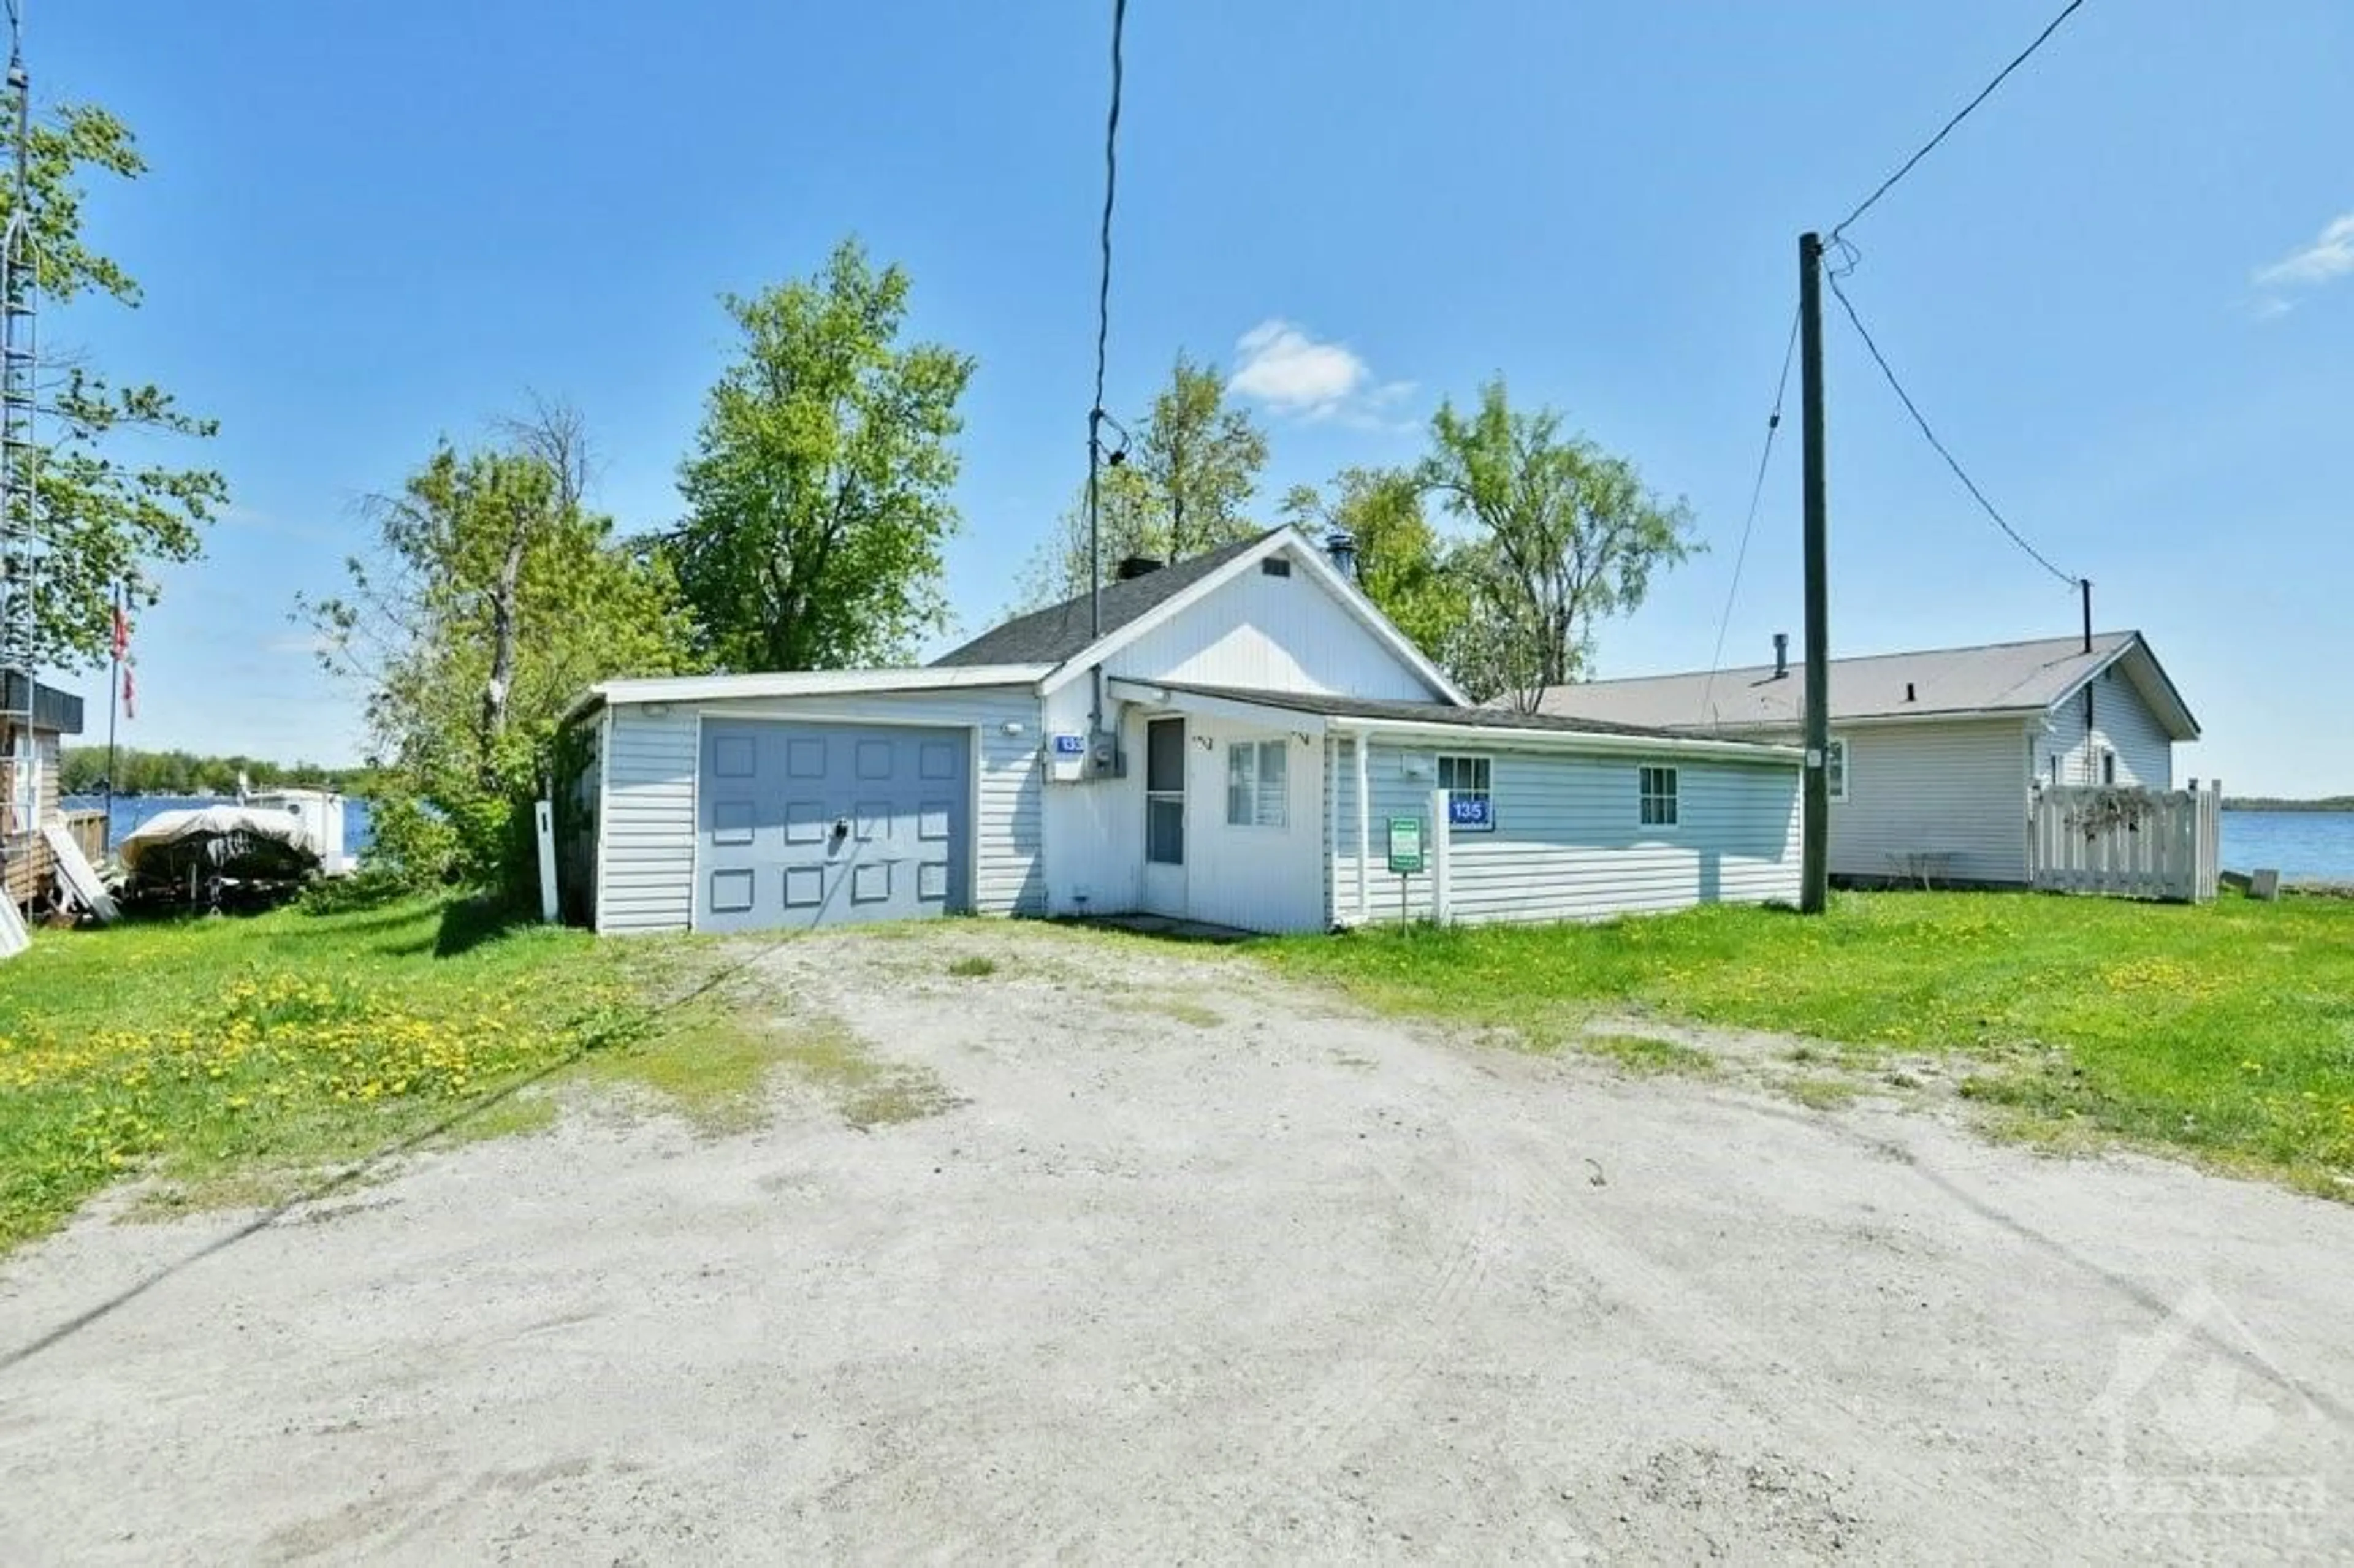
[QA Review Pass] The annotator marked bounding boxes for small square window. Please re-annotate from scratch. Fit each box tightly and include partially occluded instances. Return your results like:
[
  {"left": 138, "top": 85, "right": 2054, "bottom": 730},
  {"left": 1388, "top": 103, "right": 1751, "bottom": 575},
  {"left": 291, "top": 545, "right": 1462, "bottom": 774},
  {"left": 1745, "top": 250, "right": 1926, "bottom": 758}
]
[
  {"left": 1639, "top": 764, "right": 1679, "bottom": 828},
  {"left": 1438, "top": 755, "right": 1494, "bottom": 832},
  {"left": 1225, "top": 739, "right": 1289, "bottom": 828}
]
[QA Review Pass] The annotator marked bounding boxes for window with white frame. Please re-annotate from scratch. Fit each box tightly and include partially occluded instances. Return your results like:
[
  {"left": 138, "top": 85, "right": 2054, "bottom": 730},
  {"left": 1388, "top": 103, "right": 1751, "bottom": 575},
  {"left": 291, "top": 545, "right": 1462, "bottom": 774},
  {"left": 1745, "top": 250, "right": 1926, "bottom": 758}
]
[
  {"left": 1225, "top": 738, "right": 1289, "bottom": 828},
  {"left": 1639, "top": 764, "right": 1678, "bottom": 828},
  {"left": 1826, "top": 737, "right": 1849, "bottom": 802},
  {"left": 1438, "top": 754, "right": 1493, "bottom": 831}
]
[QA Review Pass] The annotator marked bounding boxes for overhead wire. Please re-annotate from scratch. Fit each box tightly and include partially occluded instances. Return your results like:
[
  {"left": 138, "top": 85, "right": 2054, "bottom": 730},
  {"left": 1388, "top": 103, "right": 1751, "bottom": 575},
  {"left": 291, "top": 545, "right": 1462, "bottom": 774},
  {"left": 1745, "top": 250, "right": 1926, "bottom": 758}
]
[
  {"left": 1081, "top": 0, "right": 1128, "bottom": 640},
  {"left": 1699, "top": 302, "right": 1802, "bottom": 728},
  {"left": 1827, "top": 0, "right": 2089, "bottom": 243},
  {"left": 1824, "top": 264, "right": 2076, "bottom": 589}
]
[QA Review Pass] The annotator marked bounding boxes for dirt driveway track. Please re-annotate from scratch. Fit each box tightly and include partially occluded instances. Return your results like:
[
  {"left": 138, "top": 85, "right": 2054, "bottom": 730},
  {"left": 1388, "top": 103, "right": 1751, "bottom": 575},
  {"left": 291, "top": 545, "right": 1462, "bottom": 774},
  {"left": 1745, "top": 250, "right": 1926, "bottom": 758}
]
[{"left": 2, "top": 922, "right": 2348, "bottom": 1562}]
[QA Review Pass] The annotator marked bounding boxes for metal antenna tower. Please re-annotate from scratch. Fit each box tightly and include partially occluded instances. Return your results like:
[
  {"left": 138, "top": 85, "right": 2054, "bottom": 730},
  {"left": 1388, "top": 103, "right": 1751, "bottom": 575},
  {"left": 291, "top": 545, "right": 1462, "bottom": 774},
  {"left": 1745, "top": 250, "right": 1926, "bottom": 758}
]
[{"left": 1, "top": 0, "right": 38, "bottom": 716}]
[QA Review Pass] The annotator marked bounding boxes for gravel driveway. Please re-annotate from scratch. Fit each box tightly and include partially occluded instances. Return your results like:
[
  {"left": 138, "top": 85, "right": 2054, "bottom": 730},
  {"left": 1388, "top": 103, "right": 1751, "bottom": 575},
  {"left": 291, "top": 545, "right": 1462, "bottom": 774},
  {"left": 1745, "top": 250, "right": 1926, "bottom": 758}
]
[{"left": 2, "top": 922, "right": 2349, "bottom": 1562}]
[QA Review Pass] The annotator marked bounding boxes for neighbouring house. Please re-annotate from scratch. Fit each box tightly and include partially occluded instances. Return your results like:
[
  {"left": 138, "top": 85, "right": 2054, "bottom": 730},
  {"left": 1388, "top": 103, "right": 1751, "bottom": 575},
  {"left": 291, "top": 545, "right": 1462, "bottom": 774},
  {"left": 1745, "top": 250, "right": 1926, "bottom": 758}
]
[
  {"left": 1527, "top": 631, "right": 2201, "bottom": 889},
  {"left": 557, "top": 527, "right": 1804, "bottom": 935},
  {"left": 2, "top": 670, "right": 85, "bottom": 909}
]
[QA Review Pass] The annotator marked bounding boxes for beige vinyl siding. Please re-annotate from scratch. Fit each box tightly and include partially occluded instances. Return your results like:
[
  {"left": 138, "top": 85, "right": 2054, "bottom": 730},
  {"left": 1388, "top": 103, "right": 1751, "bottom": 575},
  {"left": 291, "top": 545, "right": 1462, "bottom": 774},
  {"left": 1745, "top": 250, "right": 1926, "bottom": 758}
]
[
  {"left": 594, "top": 686, "right": 1044, "bottom": 934},
  {"left": 2, "top": 725, "right": 62, "bottom": 907},
  {"left": 2034, "top": 668, "right": 2173, "bottom": 790},
  {"left": 1331, "top": 740, "right": 1801, "bottom": 924},
  {"left": 1825, "top": 719, "right": 2032, "bottom": 885}
]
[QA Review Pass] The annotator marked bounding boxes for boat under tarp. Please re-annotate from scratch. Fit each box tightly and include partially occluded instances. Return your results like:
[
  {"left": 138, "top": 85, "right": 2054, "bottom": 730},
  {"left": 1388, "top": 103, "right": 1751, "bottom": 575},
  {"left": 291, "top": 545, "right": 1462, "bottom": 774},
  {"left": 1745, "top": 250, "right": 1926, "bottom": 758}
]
[{"left": 118, "top": 805, "right": 326, "bottom": 891}]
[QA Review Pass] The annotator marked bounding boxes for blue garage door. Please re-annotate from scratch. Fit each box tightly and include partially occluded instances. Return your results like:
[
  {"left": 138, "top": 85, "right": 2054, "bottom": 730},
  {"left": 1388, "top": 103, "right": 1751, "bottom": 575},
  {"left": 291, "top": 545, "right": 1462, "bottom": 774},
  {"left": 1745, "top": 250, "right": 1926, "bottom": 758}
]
[{"left": 697, "top": 721, "right": 971, "bottom": 933}]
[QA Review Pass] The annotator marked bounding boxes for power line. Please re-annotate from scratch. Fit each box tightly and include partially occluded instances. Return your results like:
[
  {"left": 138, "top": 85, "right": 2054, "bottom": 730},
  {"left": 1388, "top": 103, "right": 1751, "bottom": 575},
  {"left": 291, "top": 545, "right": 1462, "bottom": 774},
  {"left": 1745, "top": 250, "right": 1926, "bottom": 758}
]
[
  {"left": 1824, "top": 267, "right": 2075, "bottom": 588},
  {"left": 1700, "top": 302, "right": 1802, "bottom": 728},
  {"left": 1082, "top": 0, "right": 1128, "bottom": 641},
  {"left": 1088, "top": 0, "right": 1126, "bottom": 421},
  {"left": 1827, "top": 0, "right": 2089, "bottom": 243}
]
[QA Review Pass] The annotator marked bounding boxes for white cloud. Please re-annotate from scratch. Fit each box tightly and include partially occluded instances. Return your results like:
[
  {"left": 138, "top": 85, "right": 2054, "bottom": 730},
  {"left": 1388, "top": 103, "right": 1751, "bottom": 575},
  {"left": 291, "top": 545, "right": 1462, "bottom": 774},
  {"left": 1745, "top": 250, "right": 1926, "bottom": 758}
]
[
  {"left": 2253, "top": 212, "right": 2354, "bottom": 291},
  {"left": 1228, "top": 319, "right": 1414, "bottom": 427}
]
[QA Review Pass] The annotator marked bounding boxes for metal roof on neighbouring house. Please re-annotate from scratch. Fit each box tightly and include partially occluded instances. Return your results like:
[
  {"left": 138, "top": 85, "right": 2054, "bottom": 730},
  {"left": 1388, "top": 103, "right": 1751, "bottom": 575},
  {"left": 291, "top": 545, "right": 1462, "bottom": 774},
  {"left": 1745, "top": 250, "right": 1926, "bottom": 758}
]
[
  {"left": 929, "top": 530, "right": 1280, "bottom": 668},
  {"left": 1529, "top": 631, "right": 2199, "bottom": 739}
]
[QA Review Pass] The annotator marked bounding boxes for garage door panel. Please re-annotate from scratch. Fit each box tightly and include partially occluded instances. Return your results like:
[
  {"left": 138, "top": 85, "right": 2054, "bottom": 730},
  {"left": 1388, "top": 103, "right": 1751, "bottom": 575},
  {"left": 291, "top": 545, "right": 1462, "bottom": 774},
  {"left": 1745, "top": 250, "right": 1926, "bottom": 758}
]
[
  {"left": 697, "top": 720, "right": 970, "bottom": 934},
  {"left": 710, "top": 800, "right": 757, "bottom": 846},
  {"left": 709, "top": 867, "right": 756, "bottom": 913}
]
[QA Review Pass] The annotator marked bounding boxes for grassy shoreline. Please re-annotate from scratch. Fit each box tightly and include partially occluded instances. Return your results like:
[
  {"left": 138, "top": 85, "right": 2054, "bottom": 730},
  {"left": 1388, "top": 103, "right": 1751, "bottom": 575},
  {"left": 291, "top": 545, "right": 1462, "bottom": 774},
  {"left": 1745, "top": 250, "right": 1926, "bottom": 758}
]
[
  {"left": 1263, "top": 891, "right": 2354, "bottom": 1195},
  {"left": 0, "top": 896, "right": 651, "bottom": 1250}
]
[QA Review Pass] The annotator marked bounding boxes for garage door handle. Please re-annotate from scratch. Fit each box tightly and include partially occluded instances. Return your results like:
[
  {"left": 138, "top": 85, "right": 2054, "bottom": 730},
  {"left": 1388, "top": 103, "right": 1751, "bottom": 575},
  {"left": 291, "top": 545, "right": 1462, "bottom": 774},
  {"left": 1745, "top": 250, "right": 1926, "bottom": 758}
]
[{"left": 831, "top": 818, "right": 851, "bottom": 842}]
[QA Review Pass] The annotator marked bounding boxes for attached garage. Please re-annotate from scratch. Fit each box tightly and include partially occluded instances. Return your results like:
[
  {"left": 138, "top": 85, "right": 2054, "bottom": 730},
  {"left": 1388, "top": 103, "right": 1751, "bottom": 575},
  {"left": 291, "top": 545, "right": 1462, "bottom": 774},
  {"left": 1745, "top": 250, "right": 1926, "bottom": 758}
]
[
  {"left": 558, "top": 669, "right": 1050, "bottom": 936},
  {"left": 696, "top": 720, "right": 971, "bottom": 932}
]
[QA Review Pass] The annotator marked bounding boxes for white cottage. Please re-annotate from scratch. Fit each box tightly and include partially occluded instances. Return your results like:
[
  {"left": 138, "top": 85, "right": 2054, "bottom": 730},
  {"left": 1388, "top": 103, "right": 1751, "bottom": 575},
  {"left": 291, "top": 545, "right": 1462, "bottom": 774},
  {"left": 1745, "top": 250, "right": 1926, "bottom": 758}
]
[
  {"left": 558, "top": 528, "right": 1803, "bottom": 935},
  {"left": 1530, "top": 630, "right": 2201, "bottom": 888}
]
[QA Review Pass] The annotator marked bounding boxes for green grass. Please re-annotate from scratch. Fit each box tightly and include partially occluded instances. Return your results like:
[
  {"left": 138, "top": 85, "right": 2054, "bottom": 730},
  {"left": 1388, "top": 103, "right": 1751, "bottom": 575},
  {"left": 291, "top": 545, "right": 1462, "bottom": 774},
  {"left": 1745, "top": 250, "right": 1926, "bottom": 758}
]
[
  {"left": 947, "top": 954, "right": 999, "bottom": 978},
  {"left": 0, "top": 894, "right": 642, "bottom": 1250},
  {"left": 1581, "top": 1032, "right": 1720, "bottom": 1079},
  {"left": 1262, "top": 891, "right": 2354, "bottom": 1190}
]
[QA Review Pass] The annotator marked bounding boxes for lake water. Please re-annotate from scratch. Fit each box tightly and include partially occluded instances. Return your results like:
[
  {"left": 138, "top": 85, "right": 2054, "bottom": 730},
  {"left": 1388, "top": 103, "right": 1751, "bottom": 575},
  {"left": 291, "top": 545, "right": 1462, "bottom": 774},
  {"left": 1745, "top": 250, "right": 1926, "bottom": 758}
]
[
  {"left": 2220, "top": 810, "right": 2354, "bottom": 883},
  {"left": 63, "top": 794, "right": 375, "bottom": 861}
]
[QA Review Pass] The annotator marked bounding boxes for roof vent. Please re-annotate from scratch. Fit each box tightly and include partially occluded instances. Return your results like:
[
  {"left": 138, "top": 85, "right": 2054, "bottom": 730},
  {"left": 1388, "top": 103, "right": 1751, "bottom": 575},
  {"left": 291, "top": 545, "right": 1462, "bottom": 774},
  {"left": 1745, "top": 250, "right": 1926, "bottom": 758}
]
[
  {"left": 1260, "top": 557, "right": 1292, "bottom": 579},
  {"left": 1772, "top": 633, "right": 1789, "bottom": 680},
  {"left": 1114, "top": 555, "right": 1162, "bottom": 581},
  {"left": 1323, "top": 528, "right": 1358, "bottom": 581}
]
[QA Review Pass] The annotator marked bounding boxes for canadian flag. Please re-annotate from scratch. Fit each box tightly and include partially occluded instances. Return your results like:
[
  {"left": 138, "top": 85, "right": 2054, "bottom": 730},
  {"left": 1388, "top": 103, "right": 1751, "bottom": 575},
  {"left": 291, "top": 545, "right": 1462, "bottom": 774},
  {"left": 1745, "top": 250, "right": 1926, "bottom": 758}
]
[{"left": 112, "top": 598, "right": 130, "bottom": 662}]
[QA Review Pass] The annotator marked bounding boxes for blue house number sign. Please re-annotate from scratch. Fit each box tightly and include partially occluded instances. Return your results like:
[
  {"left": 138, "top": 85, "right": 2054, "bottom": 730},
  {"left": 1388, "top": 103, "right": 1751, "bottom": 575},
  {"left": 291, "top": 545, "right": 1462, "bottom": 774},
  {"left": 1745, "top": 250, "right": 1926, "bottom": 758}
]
[
  {"left": 1051, "top": 733, "right": 1088, "bottom": 758},
  {"left": 1448, "top": 794, "right": 1494, "bottom": 832}
]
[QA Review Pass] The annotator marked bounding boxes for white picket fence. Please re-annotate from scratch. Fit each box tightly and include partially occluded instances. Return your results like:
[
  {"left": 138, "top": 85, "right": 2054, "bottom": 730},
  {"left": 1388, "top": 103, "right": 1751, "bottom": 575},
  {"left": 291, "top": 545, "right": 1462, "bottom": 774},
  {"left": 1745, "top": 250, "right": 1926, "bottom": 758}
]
[{"left": 2030, "top": 783, "right": 2221, "bottom": 904}]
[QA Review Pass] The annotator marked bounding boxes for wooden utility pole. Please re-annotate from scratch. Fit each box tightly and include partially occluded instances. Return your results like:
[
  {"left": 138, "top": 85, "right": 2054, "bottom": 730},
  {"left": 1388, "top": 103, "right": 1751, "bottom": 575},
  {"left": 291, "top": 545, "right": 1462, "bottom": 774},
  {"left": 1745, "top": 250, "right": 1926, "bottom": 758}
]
[{"left": 1799, "top": 232, "right": 1830, "bottom": 915}]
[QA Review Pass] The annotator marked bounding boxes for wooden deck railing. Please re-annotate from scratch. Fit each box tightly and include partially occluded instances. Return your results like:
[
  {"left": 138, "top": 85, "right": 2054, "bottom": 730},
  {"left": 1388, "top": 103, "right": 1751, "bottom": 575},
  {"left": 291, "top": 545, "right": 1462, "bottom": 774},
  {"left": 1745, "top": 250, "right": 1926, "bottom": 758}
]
[{"left": 62, "top": 809, "right": 107, "bottom": 864}]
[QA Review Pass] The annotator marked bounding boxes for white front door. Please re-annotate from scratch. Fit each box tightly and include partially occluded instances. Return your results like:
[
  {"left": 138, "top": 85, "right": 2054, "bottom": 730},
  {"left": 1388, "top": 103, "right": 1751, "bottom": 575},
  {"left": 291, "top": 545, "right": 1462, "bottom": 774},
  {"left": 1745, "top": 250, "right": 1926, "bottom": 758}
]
[{"left": 1140, "top": 715, "right": 1187, "bottom": 916}]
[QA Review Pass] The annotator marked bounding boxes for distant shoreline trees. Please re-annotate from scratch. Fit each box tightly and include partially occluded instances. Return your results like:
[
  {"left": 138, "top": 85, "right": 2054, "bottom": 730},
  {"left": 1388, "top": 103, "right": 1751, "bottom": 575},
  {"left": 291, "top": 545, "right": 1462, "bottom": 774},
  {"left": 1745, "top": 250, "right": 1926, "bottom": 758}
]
[{"left": 58, "top": 748, "right": 373, "bottom": 799}]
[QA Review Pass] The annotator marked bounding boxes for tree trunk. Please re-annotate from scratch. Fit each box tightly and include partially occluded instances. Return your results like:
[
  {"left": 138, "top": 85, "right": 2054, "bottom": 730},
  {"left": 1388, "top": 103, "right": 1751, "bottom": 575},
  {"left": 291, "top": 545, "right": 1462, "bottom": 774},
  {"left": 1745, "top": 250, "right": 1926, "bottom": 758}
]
[{"left": 479, "top": 496, "right": 528, "bottom": 786}]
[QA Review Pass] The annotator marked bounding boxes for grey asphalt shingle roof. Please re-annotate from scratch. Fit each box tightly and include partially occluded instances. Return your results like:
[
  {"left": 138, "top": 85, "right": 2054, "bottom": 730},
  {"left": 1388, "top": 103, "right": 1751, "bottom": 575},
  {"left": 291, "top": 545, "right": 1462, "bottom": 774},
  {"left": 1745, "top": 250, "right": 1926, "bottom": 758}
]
[
  {"left": 1528, "top": 632, "right": 2191, "bottom": 733},
  {"left": 931, "top": 530, "right": 1279, "bottom": 668},
  {"left": 1156, "top": 683, "right": 1771, "bottom": 746}
]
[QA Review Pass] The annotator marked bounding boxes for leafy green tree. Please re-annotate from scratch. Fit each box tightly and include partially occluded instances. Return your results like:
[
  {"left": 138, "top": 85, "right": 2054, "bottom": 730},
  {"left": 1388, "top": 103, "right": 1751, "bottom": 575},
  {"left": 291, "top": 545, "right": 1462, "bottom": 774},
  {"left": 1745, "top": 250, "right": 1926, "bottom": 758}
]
[
  {"left": 671, "top": 239, "right": 974, "bottom": 671},
  {"left": 1279, "top": 468, "right": 1469, "bottom": 671},
  {"left": 303, "top": 414, "right": 701, "bottom": 892},
  {"left": 1, "top": 81, "right": 226, "bottom": 668},
  {"left": 1420, "top": 379, "right": 1697, "bottom": 709},
  {"left": 1026, "top": 352, "right": 1270, "bottom": 604}
]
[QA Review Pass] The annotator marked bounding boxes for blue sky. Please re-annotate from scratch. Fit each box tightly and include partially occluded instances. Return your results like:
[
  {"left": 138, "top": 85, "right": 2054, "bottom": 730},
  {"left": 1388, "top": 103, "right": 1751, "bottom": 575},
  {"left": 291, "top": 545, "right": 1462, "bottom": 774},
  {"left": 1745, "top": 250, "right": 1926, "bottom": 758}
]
[{"left": 42, "top": 1, "right": 2354, "bottom": 793}]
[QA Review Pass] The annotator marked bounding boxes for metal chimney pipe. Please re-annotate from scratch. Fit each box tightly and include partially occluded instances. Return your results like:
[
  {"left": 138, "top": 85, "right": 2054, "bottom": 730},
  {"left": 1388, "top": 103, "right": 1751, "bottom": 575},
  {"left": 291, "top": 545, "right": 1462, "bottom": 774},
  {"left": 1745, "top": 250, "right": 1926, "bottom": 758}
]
[{"left": 1773, "top": 633, "right": 1789, "bottom": 680}]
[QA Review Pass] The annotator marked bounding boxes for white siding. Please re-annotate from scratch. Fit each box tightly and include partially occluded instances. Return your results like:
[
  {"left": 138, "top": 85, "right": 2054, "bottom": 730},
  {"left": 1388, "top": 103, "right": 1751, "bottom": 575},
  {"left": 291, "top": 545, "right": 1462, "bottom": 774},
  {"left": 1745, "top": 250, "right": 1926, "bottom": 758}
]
[
  {"left": 1825, "top": 720, "right": 2032, "bottom": 885},
  {"left": 1331, "top": 739, "right": 1801, "bottom": 924},
  {"left": 1036, "top": 547, "right": 1444, "bottom": 917},
  {"left": 2033, "top": 668, "right": 2173, "bottom": 790},
  {"left": 1102, "top": 555, "right": 1442, "bottom": 700},
  {"left": 594, "top": 685, "right": 1043, "bottom": 934},
  {"left": 1180, "top": 715, "right": 1326, "bottom": 934}
]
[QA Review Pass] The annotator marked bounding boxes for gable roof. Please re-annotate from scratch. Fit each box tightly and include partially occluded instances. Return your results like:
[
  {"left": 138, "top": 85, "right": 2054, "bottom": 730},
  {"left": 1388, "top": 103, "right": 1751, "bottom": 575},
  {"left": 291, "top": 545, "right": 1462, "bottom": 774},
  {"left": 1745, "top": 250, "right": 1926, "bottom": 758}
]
[
  {"left": 932, "top": 531, "right": 1277, "bottom": 669},
  {"left": 1531, "top": 631, "right": 2200, "bottom": 740},
  {"left": 935, "top": 526, "right": 1466, "bottom": 704}
]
